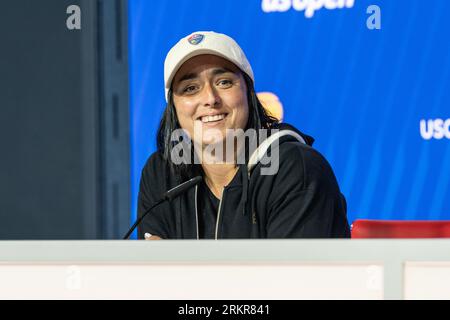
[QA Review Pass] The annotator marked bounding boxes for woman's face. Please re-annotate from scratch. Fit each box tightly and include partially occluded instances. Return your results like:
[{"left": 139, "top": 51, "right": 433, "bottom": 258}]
[{"left": 171, "top": 54, "right": 249, "bottom": 146}]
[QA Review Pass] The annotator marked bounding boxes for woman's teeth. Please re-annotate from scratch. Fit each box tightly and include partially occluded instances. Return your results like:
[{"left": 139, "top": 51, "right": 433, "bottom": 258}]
[{"left": 200, "top": 114, "right": 226, "bottom": 123}]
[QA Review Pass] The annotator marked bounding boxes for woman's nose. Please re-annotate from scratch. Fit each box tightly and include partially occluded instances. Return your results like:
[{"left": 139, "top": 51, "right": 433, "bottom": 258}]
[{"left": 201, "top": 83, "right": 221, "bottom": 108}]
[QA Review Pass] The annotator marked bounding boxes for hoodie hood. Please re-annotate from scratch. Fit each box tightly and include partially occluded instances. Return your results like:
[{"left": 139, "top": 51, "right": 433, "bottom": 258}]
[
  {"left": 239, "top": 123, "right": 314, "bottom": 215},
  {"left": 275, "top": 123, "right": 315, "bottom": 146},
  {"left": 247, "top": 123, "right": 314, "bottom": 176}
]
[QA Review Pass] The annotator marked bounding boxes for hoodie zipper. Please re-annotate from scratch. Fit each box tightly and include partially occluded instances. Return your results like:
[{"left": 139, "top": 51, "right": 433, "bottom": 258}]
[
  {"left": 214, "top": 189, "right": 225, "bottom": 240},
  {"left": 195, "top": 184, "right": 225, "bottom": 240},
  {"left": 195, "top": 185, "right": 199, "bottom": 240}
]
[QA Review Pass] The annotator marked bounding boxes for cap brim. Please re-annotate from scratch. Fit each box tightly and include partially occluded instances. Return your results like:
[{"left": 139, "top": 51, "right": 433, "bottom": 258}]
[{"left": 165, "top": 48, "right": 245, "bottom": 90}]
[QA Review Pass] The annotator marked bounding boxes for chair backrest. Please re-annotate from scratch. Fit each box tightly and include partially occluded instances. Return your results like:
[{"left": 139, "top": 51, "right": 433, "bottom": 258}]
[{"left": 351, "top": 219, "right": 450, "bottom": 238}]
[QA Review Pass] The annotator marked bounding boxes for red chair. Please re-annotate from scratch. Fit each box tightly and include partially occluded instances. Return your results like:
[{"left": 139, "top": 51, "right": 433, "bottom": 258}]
[{"left": 351, "top": 219, "right": 450, "bottom": 238}]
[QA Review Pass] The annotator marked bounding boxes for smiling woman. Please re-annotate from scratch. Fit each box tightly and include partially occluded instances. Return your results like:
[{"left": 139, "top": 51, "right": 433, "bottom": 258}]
[
  {"left": 137, "top": 31, "right": 350, "bottom": 240},
  {"left": 171, "top": 55, "right": 249, "bottom": 147}
]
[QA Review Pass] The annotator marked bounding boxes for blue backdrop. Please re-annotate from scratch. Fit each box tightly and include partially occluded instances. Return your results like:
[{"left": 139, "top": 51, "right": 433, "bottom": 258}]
[{"left": 128, "top": 0, "right": 450, "bottom": 237}]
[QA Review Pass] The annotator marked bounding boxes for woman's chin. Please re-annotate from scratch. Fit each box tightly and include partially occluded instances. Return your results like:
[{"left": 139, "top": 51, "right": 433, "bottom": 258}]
[
  {"left": 201, "top": 136, "right": 225, "bottom": 146},
  {"left": 199, "top": 128, "right": 226, "bottom": 145}
]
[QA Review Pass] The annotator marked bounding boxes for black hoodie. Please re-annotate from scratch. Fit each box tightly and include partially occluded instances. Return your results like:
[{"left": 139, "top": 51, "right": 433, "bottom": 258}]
[{"left": 137, "top": 123, "right": 350, "bottom": 239}]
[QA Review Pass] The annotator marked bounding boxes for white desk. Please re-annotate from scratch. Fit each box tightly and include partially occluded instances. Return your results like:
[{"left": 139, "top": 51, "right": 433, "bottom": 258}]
[{"left": 0, "top": 240, "right": 449, "bottom": 299}]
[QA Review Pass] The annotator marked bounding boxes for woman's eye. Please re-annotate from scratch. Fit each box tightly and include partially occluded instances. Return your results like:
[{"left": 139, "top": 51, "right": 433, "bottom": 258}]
[
  {"left": 183, "top": 85, "right": 197, "bottom": 93},
  {"left": 217, "top": 79, "right": 232, "bottom": 87}
]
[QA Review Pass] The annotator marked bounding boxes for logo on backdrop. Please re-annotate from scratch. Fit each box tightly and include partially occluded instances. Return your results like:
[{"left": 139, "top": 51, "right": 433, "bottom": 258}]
[
  {"left": 420, "top": 119, "right": 450, "bottom": 140},
  {"left": 261, "top": 0, "right": 355, "bottom": 18}
]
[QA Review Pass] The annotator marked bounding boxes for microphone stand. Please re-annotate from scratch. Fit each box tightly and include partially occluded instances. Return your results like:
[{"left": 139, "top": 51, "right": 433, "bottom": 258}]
[
  {"left": 122, "top": 198, "right": 165, "bottom": 240},
  {"left": 122, "top": 176, "right": 202, "bottom": 240}
]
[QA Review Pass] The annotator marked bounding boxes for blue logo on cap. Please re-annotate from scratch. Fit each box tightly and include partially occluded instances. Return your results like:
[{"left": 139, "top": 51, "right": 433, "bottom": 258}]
[{"left": 188, "top": 34, "right": 204, "bottom": 45}]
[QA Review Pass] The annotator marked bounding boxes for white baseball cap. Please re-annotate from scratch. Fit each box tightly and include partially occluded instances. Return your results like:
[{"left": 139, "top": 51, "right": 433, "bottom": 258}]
[{"left": 164, "top": 31, "right": 254, "bottom": 102}]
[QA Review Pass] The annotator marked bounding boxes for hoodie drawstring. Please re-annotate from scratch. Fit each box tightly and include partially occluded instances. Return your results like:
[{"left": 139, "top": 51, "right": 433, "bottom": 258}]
[{"left": 240, "top": 164, "right": 249, "bottom": 216}]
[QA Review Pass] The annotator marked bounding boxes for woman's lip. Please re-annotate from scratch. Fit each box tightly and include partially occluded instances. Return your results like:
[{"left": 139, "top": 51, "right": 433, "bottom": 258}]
[
  {"left": 196, "top": 113, "right": 228, "bottom": 120},
  {"left": 195, "top": 114, "right": 228, "bottom": 126}
]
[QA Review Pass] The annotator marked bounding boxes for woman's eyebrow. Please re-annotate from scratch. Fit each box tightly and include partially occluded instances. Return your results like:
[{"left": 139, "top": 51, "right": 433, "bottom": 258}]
[
  {"left": 211, "top": 67, "right": 236, "bottom": 76},
  {"left": 177, "top": 72, "right": 197, "bottom": 83}
]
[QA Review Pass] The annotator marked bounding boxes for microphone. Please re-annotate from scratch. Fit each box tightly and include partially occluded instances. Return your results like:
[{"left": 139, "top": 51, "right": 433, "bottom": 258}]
[
  {"left": 164, "top": 176, "right": 202, "bottom": 201},
  {"left": 122, "top": 176, "right": 202, "bottom": 239}
]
